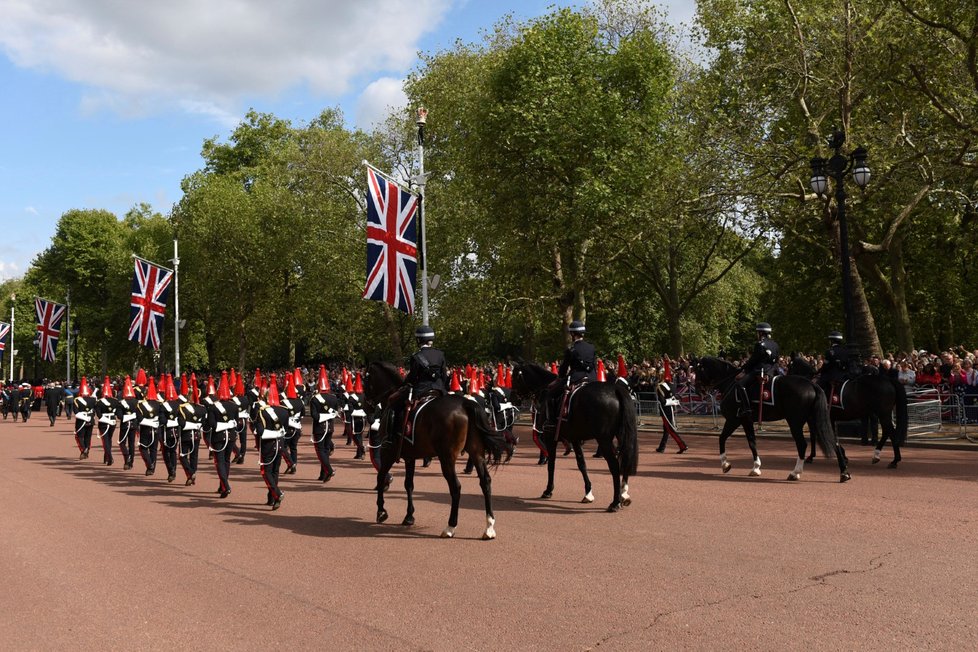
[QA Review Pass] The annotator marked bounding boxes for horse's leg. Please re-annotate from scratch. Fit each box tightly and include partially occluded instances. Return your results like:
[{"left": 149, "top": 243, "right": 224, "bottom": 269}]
[
  {"left": 787, "top": 420, "right": 808, "bottom": 481},
  {"left": 571, "top": 440, "right": 594, "bottom": 503},
  {"left": 602, "top": 445, "right": 623, "bottom": 513},
  {"left": 473, "top": 458, "right": 496, "bottom": 540},
  {"left": 541, "top": 434, "right": 558, "bottom": 499},
  {"left": 438, "top": 452, "right": 462, "bottom": 538},
  {"left": 718, "top": 418, "right": 739, "bottom": 473},
  {"left": 402, "top": 457, "right": 416, "bottom": 526},
  {"left": 742, "top": 420, "right": 762, "bottom": 476},
  {"left": 806, "top": 421, "right": 817, "bottom": 464},
  {"left": 375, "top": 449, "right": 395, "bottom": 524}
]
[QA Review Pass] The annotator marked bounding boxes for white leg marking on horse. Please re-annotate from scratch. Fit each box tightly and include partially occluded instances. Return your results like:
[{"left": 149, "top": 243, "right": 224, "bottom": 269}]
[
  {"left": 582, "top": 490, "right": 595, "bottom": 503},
  {"left": 749, "top": 457, "right": 762, "bottom": 477},
  {"left": 872, "top": 449, "right": 882, "bottom": 463},
  {"left": 720, "top": 453, "right": 731, "bottom": 473},
  {"left": 482, "top": 516, "right": 496, "bottom": 540},
  {"left": 441, "top": 526, "right": 455, "bottom": 538},
  {"left": 788, "top": 456, "right": 804, "bottom": 481},
  {"left": 620, "top": 483, "right": 631, "bottom": 507}
]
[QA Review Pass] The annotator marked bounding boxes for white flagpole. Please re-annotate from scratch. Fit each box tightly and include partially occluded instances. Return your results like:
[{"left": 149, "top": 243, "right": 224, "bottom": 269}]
[
  {"left": 8, "top": 296, "right": 13, "bottom": 382},
  {"left": 173, "top": 236, "right": 180, "bottom": 375},
  {"left": 415, "top": 107, "right": 430, "bottom": 325},
  {"left": 65, "top": 288, "right": 71, "bottom": 382}
]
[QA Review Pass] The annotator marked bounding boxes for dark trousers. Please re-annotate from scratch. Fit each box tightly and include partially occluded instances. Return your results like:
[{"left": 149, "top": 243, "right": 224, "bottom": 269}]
[
  {"left": 75, "top": 419, "right": 94, "bottom": 453},
  {"left": 138, "top": 426, "right": 158, "bottom": 472},
  {"left": 162, "top": 427, "right": 180, "bottom": 479},
  {"left": 210, "top": 429, "right": 234, "bottom": 494},
  {"left": 97, "top": 422, "right": 116, "bottom": 464},
  {"left": 179, "top": 430, "right": 200, "bottom": 481},
  {"left": 232, "top": 421, "right": 248, "bottom": 462},
  {"left": 312, "top": 425, "right": 335, "bottom": 480},
  {"left": 118, "top": 422, "right": 136, "bottom": 467},
  {"left": 282, "top": 429, "right": 299, "bottom": 471},
  {"left": 260, "top": 437, "right": 283, "bottom": 504}
]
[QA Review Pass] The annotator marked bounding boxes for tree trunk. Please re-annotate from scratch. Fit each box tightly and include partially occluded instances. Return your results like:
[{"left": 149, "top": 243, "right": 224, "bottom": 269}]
[
  {"left": 383, "top": 304, "right": 403, "bottom": 361},
  {"left": 238, "top": 322, "right": 247, "bottom": 372}
]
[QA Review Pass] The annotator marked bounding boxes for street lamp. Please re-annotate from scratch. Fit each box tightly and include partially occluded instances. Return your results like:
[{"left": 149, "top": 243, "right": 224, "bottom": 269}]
[
  {"left": 810, "top": 130, "right": 870, "bottom": 349},
  {"left": 71, "top": 322, "right": 80, "bottom": 383},
  {"left": 32, "top": 333, "right": 40, "bottom": 382}
]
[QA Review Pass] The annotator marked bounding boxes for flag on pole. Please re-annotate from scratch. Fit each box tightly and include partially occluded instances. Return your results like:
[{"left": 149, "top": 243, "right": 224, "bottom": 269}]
[
  {"left": 0, "top": 321, "right": 9, "bottom": 364},
  {"left": 128, "top": 257, "right": 174, "bottom": 350},
  {"left": 363, "top": 164, "right": 419, "bottom": 314},
  {"left": 34, "top": 298, "right": 67, "bottom": 362}
]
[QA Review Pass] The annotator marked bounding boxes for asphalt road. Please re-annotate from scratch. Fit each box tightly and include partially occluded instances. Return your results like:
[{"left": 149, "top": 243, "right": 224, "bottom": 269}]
[{"left": 0, "top": 415, "right": 975, "bottom": 650}]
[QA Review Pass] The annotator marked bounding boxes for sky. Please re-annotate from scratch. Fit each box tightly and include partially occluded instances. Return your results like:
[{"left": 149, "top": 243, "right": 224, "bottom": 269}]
[{"left": 0, "top": 0, "right": 697, "bottom": 281}]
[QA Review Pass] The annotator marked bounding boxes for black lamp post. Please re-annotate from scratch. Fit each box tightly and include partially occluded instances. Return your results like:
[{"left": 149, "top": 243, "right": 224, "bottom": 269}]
[
  {"left": 32, "top": 333, "right": 40, "bottom": 382},
  {"left": 810, "top": 130, "right": 871, "bottom": 349},
  {"left": 71, "top": 322, "right": 80, "bottom": 383}
]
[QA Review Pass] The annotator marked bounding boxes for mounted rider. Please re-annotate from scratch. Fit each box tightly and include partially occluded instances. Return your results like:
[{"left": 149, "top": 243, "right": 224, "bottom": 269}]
[
  {"left": 388, "top": 324, "right": 448, "bottom": 441},
  {"left": 734, "top": 322, "right": 780, "bottom": 417},
  {"left": 817, "top": 331, "right": 850, "bottom": 399},
  {"left": 546, "top": 320, "right": 597, "bottom": 431}
]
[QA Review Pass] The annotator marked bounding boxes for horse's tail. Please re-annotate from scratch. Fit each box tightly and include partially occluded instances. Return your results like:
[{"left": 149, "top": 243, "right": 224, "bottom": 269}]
[
  {"left": 810, "top": 384, "right": 837, "bottom": 458},
  {"left": 892, "top": 378, "right": 909, "bottom": 446},
  {"left": 461, "top": 397, "right": 509, "bottom": 466},
  {"left": 615, "top": 383, "right": 639, "bottom": 476}
]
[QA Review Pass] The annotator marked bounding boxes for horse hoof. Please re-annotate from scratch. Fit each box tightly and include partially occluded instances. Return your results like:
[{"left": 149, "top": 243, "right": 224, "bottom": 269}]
[
  {"left": 840, "top": 472, "right": 852, "bottom": 483},
  {"left": 581, "top": 491, "right": 595, "bottom": 504},
  {"left": 441, "top": 527, "right": 455, "bottom": 538},
  {"left": 377, "top": 510, "right": 389, "bottom": 524},
  {"left": 482, "top": 530, "right": 496, "bottom": 540},
  {"left": 655, "top": 447, "right": 665, "bottom": 453},
  {"left": 749, "top": 468, "right": 761, "bottom": 477},
  {"left": 401, "top": 516, "right": 414, "bottom": 527},
  {"left": 887, "top": 461, "right": 899, "bottom": 469},
  {"left": 621, "top": 496, "right": 632, "bottom": 507},
  {"left": 721, "top": 462, "right": 732, "bottom": 474},
  {"left": 787, "top": 473, "right": 800, "bottom": 481},
  {"left": 872, "top": 457, "right": 880, "bottom": 464},
  {"left": 540, "top": 490, "right": 553, "bottom": 499},
  {"left": 606, "top": 503, "right": 621, "bottom": 513}
]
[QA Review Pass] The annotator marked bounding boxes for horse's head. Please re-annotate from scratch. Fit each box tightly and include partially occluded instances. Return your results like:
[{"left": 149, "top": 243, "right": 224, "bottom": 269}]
[
  {"left": 510, "top": 362, "right": 556, "bottom": 402},
  {"left": 364, "top": 361, "right": 403, "bottom": 411},
  {"left": 788, "top": 355, "right": 816, "bottom": 379},
  {"left": 691, "top": 356, "right": 736, "bottom": 393}
]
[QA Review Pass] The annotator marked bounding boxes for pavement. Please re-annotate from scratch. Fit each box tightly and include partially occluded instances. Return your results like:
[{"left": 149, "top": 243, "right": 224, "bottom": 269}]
[{"left": 0, "top": 414, "right": 976, "bottom": 650}]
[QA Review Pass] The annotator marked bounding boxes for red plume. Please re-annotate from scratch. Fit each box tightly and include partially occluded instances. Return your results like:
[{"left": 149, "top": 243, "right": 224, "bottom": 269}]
[
  {"left": 253, "top": 368, "right": 262, "bottom": 388},
  {"left": 179, "top": 372, "right": 188, "bottom": 397},
  {"left": 497, "top": 363, "right": 504, "bottom": 385},
  {"left": 165, "top": 374, "right": 178, "bottom": 401},
  {"left": 550, "top": 362, "right": 559, "bottom": 374},
  {"left": 189, "top": 372, "right": 200, "bottom": 404},
  {"left": 122, "top": 375, "right": 135, "bottom": 399},
  {"left": 218, "top": 371, "right": 231, "bottom": 401},
  {"left": 504, "top": 367, "right": 512, "bottom": 389},
  {"left": 317, "top": 365, "right": 330, "bottom": 393},
  {"left": 206, "top": 375, "right": 216, "bottom": 396},
  {"left": 398, "top": 366, "right": 405, "bottom": 378},
  {"left": 145, "top": 377, "right": 159, "bottom": 401},
  {"left": 450, "top": 369, "right": 462, "bottom": 392},
  {"left": 235, "top": 373, "right": 245, "bottom": 397},
  {"left": 285, "top": 372, "right": 298, "bottom": 399},
  {"left": 465, "top": 363, "right": 473, "bottom": 378},
  {"left": 135, "top": 368, "right": 147, "bottom": 386},
  {"left": 293, "top": 368, "right": 303, "bottom": 390},
  {"left": 663, "top": 358, "right": 673, "bottom": 383},
  {"left": 101, "top": 376, "right": 113, "bottom": 398},
  {"left": 341, "top": 367, "right": 349, "bottom": 386},
  {"left": 266, "top": 373, "right": 280, "bottom": 406},
  {"left": 344, "top": 375, "right": 354, "bottom": 394},
  {"left": 617, "top": 354, "right": 627, "bottom": 379},
  {"left": 229, "top": 368, "right": 237, "bottom": 392},
  {"left": 79, "top": 376, "right": 91, "bottom": 397},
  {"left": 469, "top": 371, "right": 481, "bottom": 395},
  {"left": 353, "top": 371, "right": 364, "bottom": 394},
  {"left": 597, "top": 359, "right": 606, "bottom": 382}
]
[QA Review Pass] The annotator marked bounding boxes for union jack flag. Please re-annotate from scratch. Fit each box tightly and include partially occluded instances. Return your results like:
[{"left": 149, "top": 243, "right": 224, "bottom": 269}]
[
  {"left": 363, "top": 166, "right": 419, "bottom": 314},
  {"left": 35, "top": 298, "right": 66, "bottom": 362},
  {"left": 0, "top": 321, "right": 9, "bottom": 363},
  {"left": 129, "top": 257, "right": 173, "bottom": 350}
]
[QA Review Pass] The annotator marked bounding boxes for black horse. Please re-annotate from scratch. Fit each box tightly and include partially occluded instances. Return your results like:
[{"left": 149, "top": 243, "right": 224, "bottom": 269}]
[
  {"left": 509, "top": 362, "right": 638, "bottom": 512},
  {"left": 364, "top": 361, "right": 509, "bottom": 539},
  {"left": 692, "top": 357, "right": 850, "bottom": 482},
  {"left": 787, "top": 357, "right": 908, "bottom": 468}
]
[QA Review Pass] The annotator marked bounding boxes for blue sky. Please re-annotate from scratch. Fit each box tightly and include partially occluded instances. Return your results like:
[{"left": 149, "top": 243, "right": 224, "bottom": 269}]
[{"left": 0, "top": 0, "right": 695, "bottom": 281}]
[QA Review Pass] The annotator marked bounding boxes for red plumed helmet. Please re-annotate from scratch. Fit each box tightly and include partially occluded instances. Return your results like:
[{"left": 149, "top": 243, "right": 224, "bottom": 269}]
[
  {"left": 135, "top": 368, "right": 147, "bottom": 386},
  {"left": 504, "top": 367, "right": 512, "bottom": 389},
  {"left": 122, "top": 375, "right": 136, "bottom": 399},
  {"left": 179, "top": 373, "right": 189, "bottom": 397},
  {"left": 164, "top": 374, "right": 178, "bottom": 401},
  {"left": 101, "top": 376, "right": 113, "bottom": 398},
  {"left": 217, "top": 371, "right": 231, "bottom": 401},
  {"left": 317, "top": 365, "right": 330, "bottom": 393},
  {"left": 189, "top": 373, "right": 200, "bottom": 403},
  {"left": 253, "top": 368, "right": 262, "bottom": 388},
  {"left": 145, "top": 377, "right": 159, "bottom": 401},
  {"left": 79, "top": 376, "right": 91, "bottom": 397},
  {"left": 663, "top": 358, "right": 673, "bottom": 383},
  {"left": 234, "top": 374, "right": 245, "bottom": 397},
  {"left": 206, "top": 375, "right": 216, "bottom": 396},
  {"left": 353, "top": 371, "right": 364, "bottom": 394},
  {"left": 229, "top": 368, "right": 237, "bottom": 392},
  {"left": 450, "top": 369, "right": 462, "bottom": 392},
  {"left": 293, "top": 368, "right": 303, "bottom": 389},
  {"left": 266, "top": 373, "right": 280, "bottom": 406},
  {"left": 469, "top": 372, "right": 480, "bottom": 395},
  {"left": 344, "top": 375, "right": 354, "bottom": 394},
  {"left": 597, "top": 359, "right": 606, "bottom": 382},
  {"left": 285, "top": 372, "right": 298, "bottom": 399},
  {"left": 550, "top": 362, "right": 559, "bottom": 375},
  {"left": 617, "top": 354, "right": 627, "bottom": 379}
]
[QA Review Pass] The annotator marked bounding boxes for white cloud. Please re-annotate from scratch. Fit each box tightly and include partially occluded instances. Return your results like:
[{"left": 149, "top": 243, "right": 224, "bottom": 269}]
[
  {"left": 0, "top": 0, "right": 452, "bottom": 119},
  {"left": 355, "top": 76, "right": 408, "bottom": 129},
  {"left": 24, "top": 206, "right": 37, "bottom": 215},
  {"left": 0, "top": 260, "right": 20, "bottom": 280}
]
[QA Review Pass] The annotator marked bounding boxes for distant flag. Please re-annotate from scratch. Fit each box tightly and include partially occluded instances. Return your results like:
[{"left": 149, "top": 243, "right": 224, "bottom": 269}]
[
  {"left": 34, "top": 297, "right": 67, "bottom": 362},
  {"left": 363, "top": 164, "right": 419, "bottom": 314},
  {"left": 0, "top": 321, "right": 10, "bottom": 364},
  {"left": 128, "top": 257, "right": 174, "bottom": 350}
]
